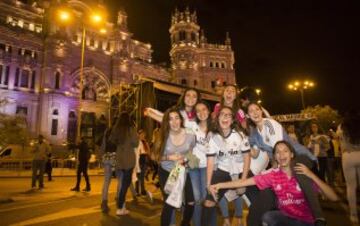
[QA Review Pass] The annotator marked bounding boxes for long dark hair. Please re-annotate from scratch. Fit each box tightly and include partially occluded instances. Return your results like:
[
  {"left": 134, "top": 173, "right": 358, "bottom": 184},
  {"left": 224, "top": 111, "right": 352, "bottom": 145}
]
[
  {"left": 154, "top": 107, "right": 184, "bottom": 161},
  {"left": 273, "top": 140, "right": 297, "bottom": 168},
  {"left": 342, "top": 110, "right": 360, "bottom": 145},
  {"left": 211, "top": 106, "right": 247, "bottom": 137},
  {"left": 109, "top": 112, "right": 134, "bottom": 145},
  {"left": 195, "top": 100, "right": 212, "bottom": 134},
  {"left": 246, "top": 101, "right": 265, "bottom": 128},
  {"left": 176, "top": 88, "right": 201, "bottom": 110},
  {"left": 220, "top": 84, "right": 242, "bottom": 117}
]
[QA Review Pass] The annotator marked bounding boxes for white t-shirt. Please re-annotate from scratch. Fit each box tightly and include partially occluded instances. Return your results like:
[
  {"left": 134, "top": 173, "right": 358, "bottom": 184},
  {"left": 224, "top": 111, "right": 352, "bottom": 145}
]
[
  {"left": 190, "top": 124, "right": 210, "bottom": 168},
  {"left": 258, "top": 118, "right": 284, "bottom": 148},
  {"left": 207, "top": 130, "right": 250, "bottom": 175},
  {"left": 180, "top": 110, "right": 198, "bottom": 134}
]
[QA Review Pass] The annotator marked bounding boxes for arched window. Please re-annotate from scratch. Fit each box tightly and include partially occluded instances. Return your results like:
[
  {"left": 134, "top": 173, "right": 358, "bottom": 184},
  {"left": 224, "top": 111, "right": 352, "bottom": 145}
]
[
  {"left": 209, "top": 62, "right": 213, "bottom": 68},
  {"left": 51, "top": 109, "right": 59, "bottom": 135},
  {"left": 179, "top": 31, "right": 186, "bottom": 41},
  {"left": 191, "top": 32, "right": 196, "bottom": 42},
  {"left": 55, "top": 71, "right": 60, "bottom": 89}
]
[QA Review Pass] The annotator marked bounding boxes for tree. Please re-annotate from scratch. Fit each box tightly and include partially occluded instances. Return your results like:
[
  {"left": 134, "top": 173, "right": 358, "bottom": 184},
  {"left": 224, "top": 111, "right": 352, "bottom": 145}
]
[
  {"left": 0, "top": 97, "right": 29, "bottom": 149},
  {"left": 301, "top": 105, "right": 341, "bottom": 132}
]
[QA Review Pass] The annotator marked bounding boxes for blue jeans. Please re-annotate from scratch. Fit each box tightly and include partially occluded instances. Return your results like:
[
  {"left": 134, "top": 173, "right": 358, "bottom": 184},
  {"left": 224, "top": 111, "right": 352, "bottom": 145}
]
[
  {"left": 262, "top": 210, "right": 314, "bottom": 226},
  {"left": 116, "top": 168, "right": 132, "bottom": 209},
  {"left": 219, "top": 196, "right": 243, "bottom": 218},
  {"left": 189, "top": 167, "right": 207, "bottom": 226},
  {"left": 101, "top": 160, "right": 122, "bottom": 202}
]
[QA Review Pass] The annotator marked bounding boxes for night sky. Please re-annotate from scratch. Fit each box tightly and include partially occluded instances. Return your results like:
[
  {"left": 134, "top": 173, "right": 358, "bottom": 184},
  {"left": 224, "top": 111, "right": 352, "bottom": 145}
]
[{"left": 105, "top": 0, "right": 359, "bottom": 114}]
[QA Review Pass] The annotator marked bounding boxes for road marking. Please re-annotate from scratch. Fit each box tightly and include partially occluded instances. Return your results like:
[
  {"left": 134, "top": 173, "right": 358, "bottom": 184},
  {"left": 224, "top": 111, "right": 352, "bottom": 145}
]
[
  {"left": 9, "top": 206, "right": 100, "bottom": 226},
  {"left": 0, "top": 192, "right": 102, "bottom": 213},
  {"left": 6, "top": 191, "right": 163, "bottom": 226}
]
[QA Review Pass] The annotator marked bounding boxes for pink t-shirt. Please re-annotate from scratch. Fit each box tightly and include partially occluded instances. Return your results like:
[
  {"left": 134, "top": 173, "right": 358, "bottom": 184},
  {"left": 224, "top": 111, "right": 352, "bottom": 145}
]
[
  {"left": 254, "top": 168, "right": 316, "bottom": 223},
  {"left": 213, "top": 103, "right": 246, "bottom": 123}
]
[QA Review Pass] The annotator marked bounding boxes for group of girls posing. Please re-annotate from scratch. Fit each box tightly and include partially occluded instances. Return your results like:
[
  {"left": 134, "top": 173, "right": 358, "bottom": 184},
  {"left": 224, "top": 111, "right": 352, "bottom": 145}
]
[{"left": 143, "top": 84, "right": 339, "bottom": 226}]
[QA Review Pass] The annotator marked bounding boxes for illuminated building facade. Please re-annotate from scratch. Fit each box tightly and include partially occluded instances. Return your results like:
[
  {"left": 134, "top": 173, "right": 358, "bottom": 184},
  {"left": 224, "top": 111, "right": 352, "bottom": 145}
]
[{"left": 0, "top": 0, "right": 235, "bottom": 145}]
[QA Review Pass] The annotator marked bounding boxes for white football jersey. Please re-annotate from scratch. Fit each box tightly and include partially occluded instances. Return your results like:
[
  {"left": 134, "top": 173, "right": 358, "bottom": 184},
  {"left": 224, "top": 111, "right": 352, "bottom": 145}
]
[{"left": 208, "top": 130, "right": 250, "bottom": 175}]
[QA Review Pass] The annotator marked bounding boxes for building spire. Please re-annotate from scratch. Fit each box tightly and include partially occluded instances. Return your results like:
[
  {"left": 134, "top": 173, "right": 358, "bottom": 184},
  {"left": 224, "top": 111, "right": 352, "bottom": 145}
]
[{"left": 225, "top": 32, "right": 231, "bottom": 46}]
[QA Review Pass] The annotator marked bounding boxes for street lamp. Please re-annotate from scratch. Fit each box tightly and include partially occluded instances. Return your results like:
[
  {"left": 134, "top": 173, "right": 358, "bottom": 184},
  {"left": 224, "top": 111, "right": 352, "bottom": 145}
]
[
  {"left": 57, "top": 7, "right": 106, "bottom": 142},
  {"left": 287, "top": 80, "right": 315, "bottom": 109}
]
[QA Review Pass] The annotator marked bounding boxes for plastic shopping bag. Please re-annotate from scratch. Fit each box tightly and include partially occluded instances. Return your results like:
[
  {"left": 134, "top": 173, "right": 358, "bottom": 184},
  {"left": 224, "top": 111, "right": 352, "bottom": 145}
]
[
  {"left": 164, "top": 163, "right": 185, "bottom": 194},
  {"left": 166, "top": 166, "right": 186, "bottom": 208}
]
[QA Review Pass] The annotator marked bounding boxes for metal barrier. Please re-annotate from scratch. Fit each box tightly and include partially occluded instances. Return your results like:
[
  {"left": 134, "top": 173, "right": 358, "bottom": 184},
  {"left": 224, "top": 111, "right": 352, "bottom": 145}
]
[{"left": 0, "top": 159, "right": 101, "bottom": 170}]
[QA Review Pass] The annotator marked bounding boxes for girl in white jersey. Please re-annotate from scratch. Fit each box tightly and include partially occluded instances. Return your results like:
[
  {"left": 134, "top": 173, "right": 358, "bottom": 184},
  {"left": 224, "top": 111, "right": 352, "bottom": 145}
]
[
  {"left": 246, "top": 102, "right": 326, "bottom": 226},
  {"left": 144, "top": 88, "right": 200, "bottom": 132},
  {"left": 188, "top": 101, "right": 212, "bottom": 226},
  {"left": 201, "top": 106, "right": 252, "bottom": 226}
]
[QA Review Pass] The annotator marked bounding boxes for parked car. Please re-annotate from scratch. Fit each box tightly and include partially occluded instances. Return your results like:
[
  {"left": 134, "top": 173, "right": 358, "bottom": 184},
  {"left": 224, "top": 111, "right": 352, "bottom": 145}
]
[{"left": 0, "top": 144, "right": 33, "bottom": 159}]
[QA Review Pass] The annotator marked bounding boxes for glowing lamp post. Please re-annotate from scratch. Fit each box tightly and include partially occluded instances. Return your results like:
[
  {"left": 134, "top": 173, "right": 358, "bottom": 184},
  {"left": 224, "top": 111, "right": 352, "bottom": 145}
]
[
  {"left": 57, "top": 8, "right": 106, "bottom": 142},
  {"left": 287, "top": 80, "right": 315, "bottom": 109}
]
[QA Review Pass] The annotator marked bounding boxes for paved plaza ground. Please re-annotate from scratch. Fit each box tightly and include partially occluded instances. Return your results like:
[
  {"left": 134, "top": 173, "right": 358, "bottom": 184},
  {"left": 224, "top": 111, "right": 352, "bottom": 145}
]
[{"left": 0, "top": 170, "right": 357, "bottom": 226}]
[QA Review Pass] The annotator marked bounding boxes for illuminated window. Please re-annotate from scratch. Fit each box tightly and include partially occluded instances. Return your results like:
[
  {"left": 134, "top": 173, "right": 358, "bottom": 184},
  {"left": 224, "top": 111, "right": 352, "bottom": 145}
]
[
  {"left": 29, "top": 23, "right": 35, "bottom": 31},
  {"left": 18, "top": 20, "right": 24, "bottom": 28}
]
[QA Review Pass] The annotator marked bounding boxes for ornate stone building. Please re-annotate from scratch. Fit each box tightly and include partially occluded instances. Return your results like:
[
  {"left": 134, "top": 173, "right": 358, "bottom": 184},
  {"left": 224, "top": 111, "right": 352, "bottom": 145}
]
[{"left": 0, "top": 0, "right": 235, "bottom": 145}]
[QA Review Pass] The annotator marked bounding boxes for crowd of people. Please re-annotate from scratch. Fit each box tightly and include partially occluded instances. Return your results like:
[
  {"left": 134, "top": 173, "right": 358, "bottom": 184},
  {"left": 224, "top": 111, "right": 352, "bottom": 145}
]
[{"left": 29, "top": 85, "right": 360, "bottom": 226}]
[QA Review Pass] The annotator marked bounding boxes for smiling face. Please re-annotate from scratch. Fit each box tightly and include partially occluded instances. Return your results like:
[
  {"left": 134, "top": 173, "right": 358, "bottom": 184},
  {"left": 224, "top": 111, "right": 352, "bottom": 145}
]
[
  {"left": 274, "top": 143, "right": 294, "bottom": 168},
  {"left": 169, "top": 111, "right": 182, "bottom": 132},
  {"left": 248, "top": 103, "right": 263, "bottom": 125},
  {"left": 223, "top": 86, "right": 237, "bottom": 106},
  {"left": 184, "top": 90, "right": 198, "bottom": 109},
  {"left": 218, "top": 107, "right": 234, "bottom": 131},
  {"left": 195, "top": 103, "right": 210, "bottom": 122}
]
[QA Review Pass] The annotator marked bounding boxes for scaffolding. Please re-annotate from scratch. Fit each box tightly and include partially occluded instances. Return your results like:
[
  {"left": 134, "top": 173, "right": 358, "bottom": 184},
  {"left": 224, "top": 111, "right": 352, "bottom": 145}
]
[{"left": 110, "top": 81, "right": 156, "bottom": 130}]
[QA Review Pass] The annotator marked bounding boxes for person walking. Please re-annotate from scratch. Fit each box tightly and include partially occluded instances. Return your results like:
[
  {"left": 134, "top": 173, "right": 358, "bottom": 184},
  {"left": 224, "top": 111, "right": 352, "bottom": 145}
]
[
  {"left": 108, "top": 112, "right": 138, "bottom": 216},
  {"left": 100, "top": 118, "right": 118, "bottom": 213},
  {"left": 45, "top": 152, "right": 53, "bottom": 182},
  {"left": 31, "top": 134, "right": 51, "bottom": 189},
  {"left": 70, "top": 137, "right": 91, "bottom": 192}
]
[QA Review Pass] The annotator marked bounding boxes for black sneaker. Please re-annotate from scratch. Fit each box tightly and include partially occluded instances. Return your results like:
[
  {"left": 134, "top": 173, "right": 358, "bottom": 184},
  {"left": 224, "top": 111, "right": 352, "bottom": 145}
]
[
  {"left": 315, "top": 218, "right": 327, "bottom": 226},
  {"left": 82, "top": 187, "right": 91, "bottom": 192},
  {"left": 70, "top": 187, "right": 80, "bottom": 192}
]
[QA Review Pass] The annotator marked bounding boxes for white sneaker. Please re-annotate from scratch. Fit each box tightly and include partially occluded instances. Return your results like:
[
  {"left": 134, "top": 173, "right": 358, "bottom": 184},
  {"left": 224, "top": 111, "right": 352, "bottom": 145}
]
[{"left": 116, "top": 208, "right": 130, "bottom": 216}]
